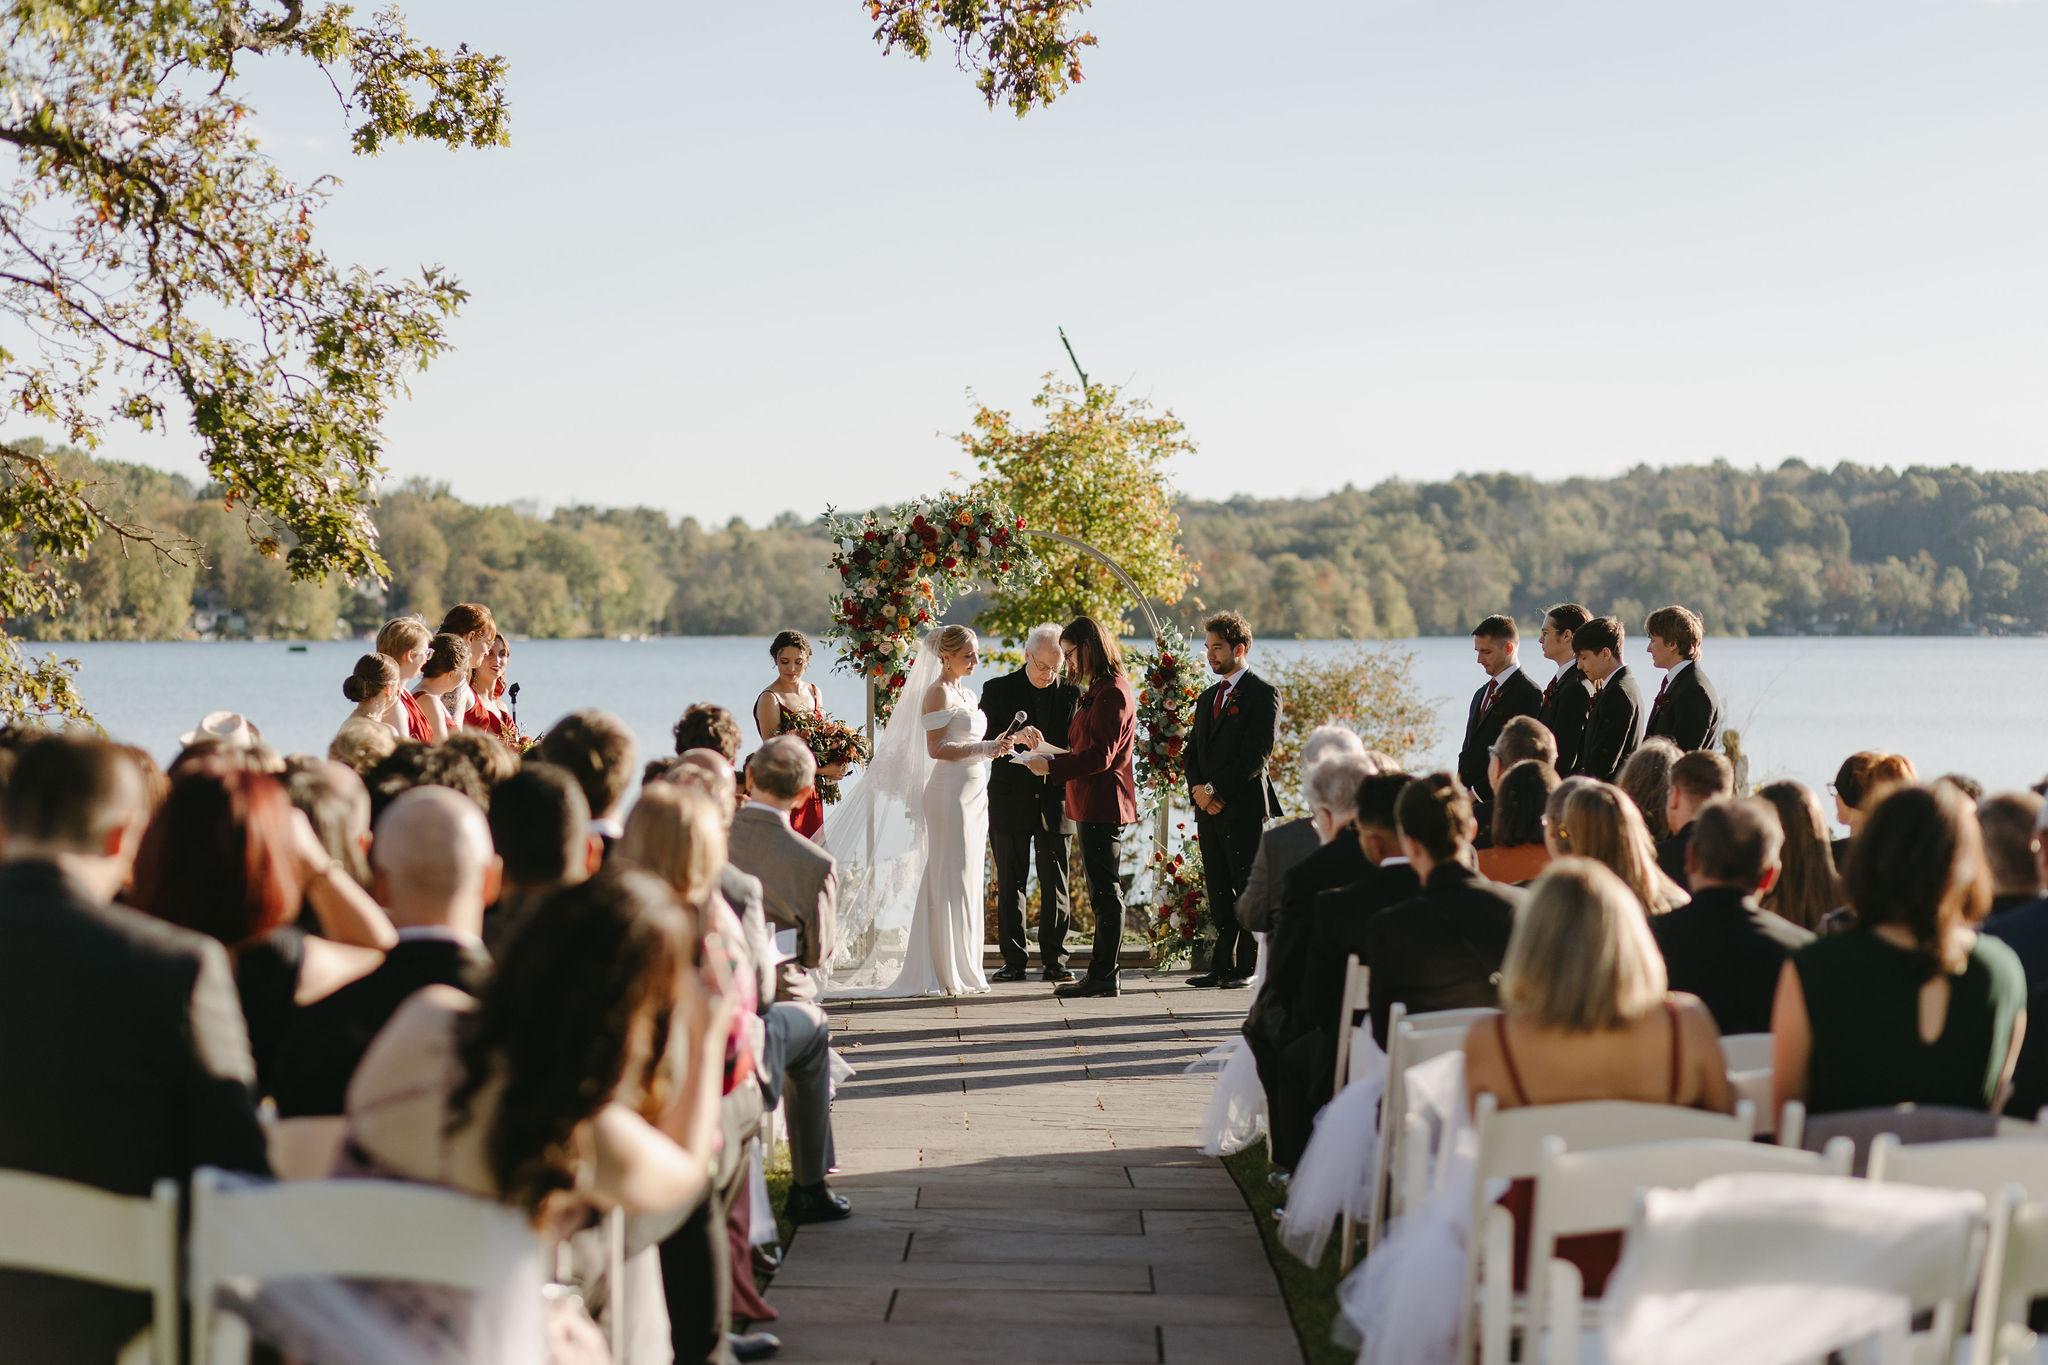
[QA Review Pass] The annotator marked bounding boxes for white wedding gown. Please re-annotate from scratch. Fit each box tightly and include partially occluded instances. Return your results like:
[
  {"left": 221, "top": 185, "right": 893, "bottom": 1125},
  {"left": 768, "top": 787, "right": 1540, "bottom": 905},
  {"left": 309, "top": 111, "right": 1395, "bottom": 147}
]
[{"left": 883, "top": 682, "right": 993, "bottom": 997}]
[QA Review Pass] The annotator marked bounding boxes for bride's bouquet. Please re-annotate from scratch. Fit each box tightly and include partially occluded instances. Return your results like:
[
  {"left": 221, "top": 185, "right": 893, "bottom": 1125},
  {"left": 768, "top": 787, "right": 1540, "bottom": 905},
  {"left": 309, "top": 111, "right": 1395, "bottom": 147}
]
[{"left": 785, "top": 709, "right": 870, "bottom": 805}]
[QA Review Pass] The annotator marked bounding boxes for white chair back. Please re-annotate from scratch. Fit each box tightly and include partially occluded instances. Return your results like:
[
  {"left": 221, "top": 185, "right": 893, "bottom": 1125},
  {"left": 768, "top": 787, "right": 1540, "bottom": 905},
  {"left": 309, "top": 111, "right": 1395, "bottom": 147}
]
[
  {"left": 0, "top": 1171, "right": 177, "bottom": 1365},
  {"left": 1363, "top": 1005, "right": 1497, "bottom": 1258},
  {"left": 1458, "top": 1094, "right": 1755, "bottom": 1365},
  {"left": 1332, "top": 955, "right": 1370, "bottom": 1095},
  {"left": 1869, "top": 1136, "right": 2048, "bottom": 1202},
  {"left": 187, "top": 1167, "right": 546, "bottom": 1365},
  {"left": 1718, "top": 1032, "right": 1773, "bottom": 1073},
  {"left": 1728, "top": 1070, "right": 1774, "bottom": 1134},
  {"left": 1526, "top": 1137, "right": 1853, "bottom": 1352},
  {"left": 1972, "top": 1191, "right": 2048, "bottom": 1365}
]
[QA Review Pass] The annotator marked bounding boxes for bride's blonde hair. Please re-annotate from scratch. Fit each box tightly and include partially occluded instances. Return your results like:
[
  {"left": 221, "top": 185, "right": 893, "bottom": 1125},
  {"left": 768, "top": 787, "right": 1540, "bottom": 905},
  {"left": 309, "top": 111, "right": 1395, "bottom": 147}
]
[{"left": 929, "top": 624, "right": 976, "bottom": 658}]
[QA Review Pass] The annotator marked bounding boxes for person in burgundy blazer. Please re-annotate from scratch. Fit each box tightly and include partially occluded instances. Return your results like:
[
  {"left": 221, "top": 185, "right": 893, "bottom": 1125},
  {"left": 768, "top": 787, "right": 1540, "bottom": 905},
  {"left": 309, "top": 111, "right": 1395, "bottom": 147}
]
[{"left": 1031, "top": 617, "right": 1138, "bottom": 998}]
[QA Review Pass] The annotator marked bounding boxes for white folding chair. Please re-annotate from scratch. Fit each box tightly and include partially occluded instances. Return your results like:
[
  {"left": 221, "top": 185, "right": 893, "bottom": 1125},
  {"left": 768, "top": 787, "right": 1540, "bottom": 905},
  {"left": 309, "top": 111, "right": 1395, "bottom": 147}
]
[
  {"left": 1729, "top": 1069, "right": 1775, "bottom": 1135},
  {"left": 0, "top": 1170, "right": 178, "bottom": 1365},
  {"left": 1718, "top": 1032, "right": 1773, "bottom": 1073},
  {"left": 1457, "top": 1094, "right": 1756, "bottom": 1365},
  {"left": 187, "top": 1166, "right": 546, "bottom": 1365},
  {"left": 1524, "top": 1136, "right": 1853, "bottom": 1363},
  {"left": 1869, "top": 1135, "right": 2048, "bottom": 1202},
  {"left": 1361, "top": 1005, "right": 1498, "bottom": 1261},
  {"left": 1332, "top": 955, "right": 1371, "bottom": 1098},
  {"left": 1969, "top": 1189, "right": 2048, "bottom": 1365}
]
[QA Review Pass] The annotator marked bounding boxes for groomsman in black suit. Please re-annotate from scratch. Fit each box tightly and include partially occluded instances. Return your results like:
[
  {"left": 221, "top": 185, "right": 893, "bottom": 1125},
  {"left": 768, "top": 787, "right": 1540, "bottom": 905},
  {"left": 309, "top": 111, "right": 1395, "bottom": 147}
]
[
  {"left": 980, "top": 624, "right": 1081, "bottom": 983},
  {"left": 1571, "top": 615, "right": 1644, "bottom": 783},
  {"left": 1643, "top": 605, "right": 1724, "bottom": 755},
  {"left": 1457, "top": 615, "right": 1542, "bottom": 835},
  {"left": 1536, "top": 602, "right": 1593, "bottom": 774},
  {"left": 1184, "top": 611, "right": 1283, "bottom": 988}
]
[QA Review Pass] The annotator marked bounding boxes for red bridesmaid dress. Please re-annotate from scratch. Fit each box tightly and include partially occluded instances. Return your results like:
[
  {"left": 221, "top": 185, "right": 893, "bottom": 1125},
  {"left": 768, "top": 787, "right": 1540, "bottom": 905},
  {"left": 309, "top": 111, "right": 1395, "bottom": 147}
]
[
  {"left": 395, "top": 688, "right": 431, "bottom": 742},
  {"left": 763, "top": 686, "right": 826, "bottom": 841}
]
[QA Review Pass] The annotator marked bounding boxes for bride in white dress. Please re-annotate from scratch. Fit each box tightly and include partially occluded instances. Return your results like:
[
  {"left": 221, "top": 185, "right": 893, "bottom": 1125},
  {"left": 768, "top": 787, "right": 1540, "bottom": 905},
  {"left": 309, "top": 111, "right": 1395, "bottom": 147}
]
[{"left": 820, "top": 625, "right": 1036, "bottom": 998}]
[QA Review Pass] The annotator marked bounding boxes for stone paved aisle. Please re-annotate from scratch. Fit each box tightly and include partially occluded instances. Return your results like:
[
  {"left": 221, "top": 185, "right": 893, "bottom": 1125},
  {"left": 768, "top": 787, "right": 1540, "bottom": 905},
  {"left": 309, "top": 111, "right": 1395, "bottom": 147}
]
[{"left": 762, "top": 971, "right": 1300, "bottom": 1365}]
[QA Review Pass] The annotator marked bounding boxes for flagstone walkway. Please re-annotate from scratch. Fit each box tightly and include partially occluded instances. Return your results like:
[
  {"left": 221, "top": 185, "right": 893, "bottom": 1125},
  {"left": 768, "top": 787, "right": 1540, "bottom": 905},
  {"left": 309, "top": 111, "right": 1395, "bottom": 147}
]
[{"left": 763, "top": 972, "right": 1299, "bottom": 1364}]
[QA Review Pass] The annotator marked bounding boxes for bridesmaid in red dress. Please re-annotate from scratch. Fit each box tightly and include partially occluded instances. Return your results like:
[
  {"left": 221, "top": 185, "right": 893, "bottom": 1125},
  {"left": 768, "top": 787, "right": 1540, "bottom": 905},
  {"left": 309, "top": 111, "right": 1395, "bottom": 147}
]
[
  {"left": 753, "top": 629, "right": 842, "bottom": 842},
  {"left": 374, "top": 617, "right": 434, "bottom": 741},
  {"left": 464, "top": 635, "right": 516, "bottom": 741}
]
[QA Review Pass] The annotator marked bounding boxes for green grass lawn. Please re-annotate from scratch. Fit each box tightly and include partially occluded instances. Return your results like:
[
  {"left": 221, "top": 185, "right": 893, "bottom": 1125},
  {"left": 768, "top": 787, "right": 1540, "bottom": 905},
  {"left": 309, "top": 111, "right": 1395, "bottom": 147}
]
[
  {"left": 763, "top": 1138, "right": 795, "bottom": 1249},
  {"left": 1222, "top": 1144, "right": 1354, "bottom": 1365}
]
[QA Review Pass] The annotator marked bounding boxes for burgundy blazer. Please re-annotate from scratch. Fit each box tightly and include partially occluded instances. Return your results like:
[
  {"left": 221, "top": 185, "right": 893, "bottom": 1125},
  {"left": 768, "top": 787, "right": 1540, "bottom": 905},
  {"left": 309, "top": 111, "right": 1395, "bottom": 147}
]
[{"left": 1044, "top": 673, "right": 1138, "bottom": 826}]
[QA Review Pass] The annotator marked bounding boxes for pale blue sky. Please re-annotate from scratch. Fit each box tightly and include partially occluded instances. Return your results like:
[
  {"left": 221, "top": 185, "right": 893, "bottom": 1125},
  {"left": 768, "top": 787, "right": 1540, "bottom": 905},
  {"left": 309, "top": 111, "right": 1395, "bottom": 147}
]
[{"left": 95, "top": 0, "right": 2048, "bottom": 523}]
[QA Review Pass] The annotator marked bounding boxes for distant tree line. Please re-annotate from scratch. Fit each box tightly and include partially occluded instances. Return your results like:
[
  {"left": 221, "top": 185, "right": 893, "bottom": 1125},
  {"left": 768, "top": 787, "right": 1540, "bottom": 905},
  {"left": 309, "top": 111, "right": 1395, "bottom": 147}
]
[{"left": 14, "top": 447, "right": 2048, "bottom": 642}]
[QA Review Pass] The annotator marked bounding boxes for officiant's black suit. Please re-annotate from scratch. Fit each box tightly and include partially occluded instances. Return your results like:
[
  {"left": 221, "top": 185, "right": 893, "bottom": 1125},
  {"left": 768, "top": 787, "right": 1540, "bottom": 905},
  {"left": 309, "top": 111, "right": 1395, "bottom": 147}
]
[
  {"left": 981, "top": 668, "right": 1080, "bottom": 973},
  {"left": 1573, "top": 665, "right": 1645, "bottom": 784},
  {"left": 1185, "top": 670, "right": 1283, "bottom": 981},
  {"left": 1645, "top": 662, "right": 1724, "bottom": 755}
]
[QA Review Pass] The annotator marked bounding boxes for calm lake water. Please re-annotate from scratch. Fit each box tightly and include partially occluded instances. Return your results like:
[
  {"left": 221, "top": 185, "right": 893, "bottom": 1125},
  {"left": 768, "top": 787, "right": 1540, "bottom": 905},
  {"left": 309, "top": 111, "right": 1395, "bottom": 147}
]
[{"left": 27, "top": 635, "right": 2047, "bottom": 803}]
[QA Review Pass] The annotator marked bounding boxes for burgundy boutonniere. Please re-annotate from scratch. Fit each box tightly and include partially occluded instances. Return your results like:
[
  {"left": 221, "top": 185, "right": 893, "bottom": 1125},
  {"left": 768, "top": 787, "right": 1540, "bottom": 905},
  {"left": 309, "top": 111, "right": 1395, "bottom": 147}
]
[{"left": 1226, "top": 703, "right": 1242, "bottom": 717}]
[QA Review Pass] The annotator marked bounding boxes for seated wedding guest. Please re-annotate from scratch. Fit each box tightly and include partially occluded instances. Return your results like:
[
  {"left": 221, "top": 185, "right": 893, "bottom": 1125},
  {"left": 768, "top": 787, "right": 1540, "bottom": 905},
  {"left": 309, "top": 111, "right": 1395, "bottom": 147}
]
[
  {"left": 1476, "top": 758, "right": 1558, "bottom": 885},
  {"left": 1570, "top": 616, "right": 1643, "bottom": 783},
  {"left": 412, "top": 631, "right": 471, "bottom": 743},
  {"left": 365, "top": 738, "right": 489, "bottom": 823},
  {"left": 1305, "top": 772, "right": 1421, "bottom": 1023},
  {"left": 345, "top": 869, "right": 730, "bottom": 1357},
  {"left": 535, "top": 707, "right": 638, "bottom": 858},
  {"left": 1655, "top": 749, "right": 1735, "bottom": 889},
  {"left": 485, "top": 763, "right": 598, "bottom": 955},
  {"left": 1773, "top": 784, "right": 2026, "bottom": 1118},
  {"left": 676, "top": 701, "right": 745, "bottom": 764},
  {"left": 0, "top": 736, "right": 272, "bottom": 1361},
  {"left": 729, "top": 735, "right": 836, "bottom": 1004},
  {"left": 116, "top": 742, "right": 171, "bottom": 817},
  {"left": 464, "top": 633, "right": 516, "bottom": 740},
  {"left": 1756, "top": 781, "right": 1847, "bottom": 933},
  {"left": 1548, "top": 780, "right": 1688, "bottom": 915},
  {"left": 1830, "top": 749, "right": 1918, "bottom": 865},
  {"left": 436, "top": 601, "right": 498, "bottom": 729},
  {"left": 1464, "top": 858, "right": 1734, "bottom": 1294},
  {"left": 1244, "top": 749, "right": 1382, "bottom": 1169},
  {"left": 1978, "top": 791, "right": 2045, "bottom": 918},
  {"left": 1235, "top": 726, "right": 1362, "bottom": 936},
  {"left": 1363, "top": 773, "right": 1525, "bottom": 1047},
  {"left": 375, "top": 616, "right": 434, "bottom": 741},
  {"left": 260, "top": 788, "right": 499, "bottom": 1119},
  {"left": 1642, "top": 604, "right": 1723, "bottom": 754},
  {"left": 1536, "top": 602, "right": 1594, "bottom": 776},
  {"left": 341, "top": 652, "right": 402, "bottom": 737},
  {"left": 1650, "top": 799, "right": 1815, "bottom": 1034},
  {"left": 284, "top": 756, "right": 374, "bottom": 893},
  {"left": 1489, "top": 714, "right": 1558, "bottom": 789},
  {"left": 439, "top": 728, "right": 518, "bottom": 800},
  {"left": 1618, "top": 737, "right": 1682, "bottom": 841},
  {"left": 753, "top": 629, "right": 839, "bottom": 841},
  {"left": 1940, "top": 773, "right": 1986, "bottom": 804},
  {"left": 330, "top": 716, "right": 400, "bottom": 775}
]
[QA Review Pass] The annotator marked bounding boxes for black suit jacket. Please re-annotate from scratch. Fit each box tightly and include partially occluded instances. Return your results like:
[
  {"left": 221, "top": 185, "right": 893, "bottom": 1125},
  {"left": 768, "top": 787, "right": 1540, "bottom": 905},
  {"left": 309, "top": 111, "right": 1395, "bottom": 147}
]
[
  {"left": 1655, "top": 824, "right": 1694, "bottom": 891},
  {"left": 980, "top": 668, "right": 1079, "bottom": 835},
  {"left": 1645, "top": 662, "right": 1723, "bottom": 754},
  {"left": 270, "top": 935, "right": 491, "bottom": 1118},
  {"left": 1539, "top": 662, "right": 1593, "bottom": 776},
  {"left": 1987, "top": 899, "right": 2048, "bottom": 1118},
  {"left": 0, "top": 861, "right": 269, "bottom": 1363},
  {"left": 1302, "top": 859, "right": 1423, "bottom": 1050},
  {"left": 1573, "top": 665, "right": 1644, "bottom": 783},
  {"left": 1245, "top": 831, "right": 1369, "bottom": 1054},
  {"left": 1186, "top": 671, "right": 1283, "bottom": 820},
  {"left": 1363, "top": 862, "right": 1524, "bottom": 1047},
  {"left": 1458, "top": 669, "right": 1542, "bottom": 804},
  {"left": 1649, "top": 885, "right": 1814, "bottom": 1035}
]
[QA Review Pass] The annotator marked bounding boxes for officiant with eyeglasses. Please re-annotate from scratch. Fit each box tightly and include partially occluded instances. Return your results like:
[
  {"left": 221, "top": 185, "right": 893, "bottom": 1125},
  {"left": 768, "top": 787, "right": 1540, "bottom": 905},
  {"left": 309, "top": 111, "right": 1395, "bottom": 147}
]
[{"left": 981, "top": 623, "right": 1081, "bottom": 984}]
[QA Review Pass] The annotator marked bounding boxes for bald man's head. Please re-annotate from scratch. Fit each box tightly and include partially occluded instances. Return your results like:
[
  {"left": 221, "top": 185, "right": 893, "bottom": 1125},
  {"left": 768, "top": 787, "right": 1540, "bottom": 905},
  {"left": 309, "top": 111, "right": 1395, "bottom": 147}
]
[{"left": 371, "top": 786, "right": 501, "bottom": 934}]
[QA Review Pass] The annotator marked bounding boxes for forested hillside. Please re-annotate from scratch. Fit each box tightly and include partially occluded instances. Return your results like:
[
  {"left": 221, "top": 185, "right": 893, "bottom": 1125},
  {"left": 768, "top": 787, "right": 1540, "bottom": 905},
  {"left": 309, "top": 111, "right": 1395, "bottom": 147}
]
[{"left": 16, "top": 449, "right": 2048, "bottom": 640}]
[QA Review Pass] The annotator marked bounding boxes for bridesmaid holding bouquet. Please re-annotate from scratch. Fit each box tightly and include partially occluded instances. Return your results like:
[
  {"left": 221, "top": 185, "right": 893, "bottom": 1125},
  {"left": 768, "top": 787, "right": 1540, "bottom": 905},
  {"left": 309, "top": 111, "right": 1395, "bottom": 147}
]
[{"left": 754, "top": 629, "right": 845, "bottom": 842}]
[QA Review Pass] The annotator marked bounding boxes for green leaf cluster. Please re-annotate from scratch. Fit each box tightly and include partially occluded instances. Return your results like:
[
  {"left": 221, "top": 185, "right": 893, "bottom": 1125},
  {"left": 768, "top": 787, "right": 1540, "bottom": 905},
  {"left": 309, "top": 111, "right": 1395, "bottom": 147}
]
[{"left": 865, "top": 0, "right": 1096, "bottom": 116}]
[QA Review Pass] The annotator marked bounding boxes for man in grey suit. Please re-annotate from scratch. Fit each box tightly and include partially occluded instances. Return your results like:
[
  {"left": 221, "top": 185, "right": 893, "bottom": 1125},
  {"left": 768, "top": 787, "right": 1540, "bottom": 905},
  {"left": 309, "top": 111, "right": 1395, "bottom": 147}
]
[
  {"left": 730, "top": 735, "right": 838, "bottom": 1006},
  {"left": 1236, "top": 726, "right": 1369, "bottom": 934},
  {"left": 0, "top": 735, "right": 270, "bottom": 1363}
]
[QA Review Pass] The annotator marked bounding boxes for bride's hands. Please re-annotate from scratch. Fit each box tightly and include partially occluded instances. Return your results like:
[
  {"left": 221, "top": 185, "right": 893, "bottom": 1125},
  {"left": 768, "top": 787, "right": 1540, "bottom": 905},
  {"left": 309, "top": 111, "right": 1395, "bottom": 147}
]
[{"left": 1014, "top": 725, "right": 1044, "bottom": 751}]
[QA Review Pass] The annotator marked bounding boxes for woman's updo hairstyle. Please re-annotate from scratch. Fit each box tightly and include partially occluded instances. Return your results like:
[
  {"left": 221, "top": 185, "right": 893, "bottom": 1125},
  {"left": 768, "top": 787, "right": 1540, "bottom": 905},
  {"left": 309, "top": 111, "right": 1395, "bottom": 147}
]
[
  {"left": 769, "top": 629, "right": 812, "bottom": 660},
  {"left": 931, "top": 624, "right": 977, "bottom": 658},
  {"left": 342, "top": 653, "right": 399, "bottom": 704},
  {"left": 420, "top": 632, "right": 471, "bottom": 681}
]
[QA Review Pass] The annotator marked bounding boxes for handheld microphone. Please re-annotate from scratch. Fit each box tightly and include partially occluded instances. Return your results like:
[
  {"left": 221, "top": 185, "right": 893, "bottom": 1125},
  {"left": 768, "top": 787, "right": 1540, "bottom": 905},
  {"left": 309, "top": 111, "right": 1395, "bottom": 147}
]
[
  {"left": 508, "top": 681, "right": 520, "bottom": 723},
  {"left": 1005, "top": 708, "right": 1029, "bottom": 737}
]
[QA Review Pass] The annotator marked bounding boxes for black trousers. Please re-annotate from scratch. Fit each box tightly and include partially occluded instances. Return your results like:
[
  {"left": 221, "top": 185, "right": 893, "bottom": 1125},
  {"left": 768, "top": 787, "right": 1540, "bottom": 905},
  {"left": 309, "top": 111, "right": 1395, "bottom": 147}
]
[
  {"left": 1196, "top": 803, "right": 1264, "bottom": 978},
  {"left": 990, "top": 823, "right": 1072, "bottom": 971},
  {"left": 1077, "top": 821, "right": 1126, "bottom": 981}
]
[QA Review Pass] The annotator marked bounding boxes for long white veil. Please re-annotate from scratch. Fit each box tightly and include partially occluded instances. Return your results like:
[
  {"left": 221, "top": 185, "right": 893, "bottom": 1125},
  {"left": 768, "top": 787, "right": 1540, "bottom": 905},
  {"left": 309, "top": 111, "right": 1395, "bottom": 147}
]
[{"left": 817, "top": 637, "right": 946, "bottom": 995}]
